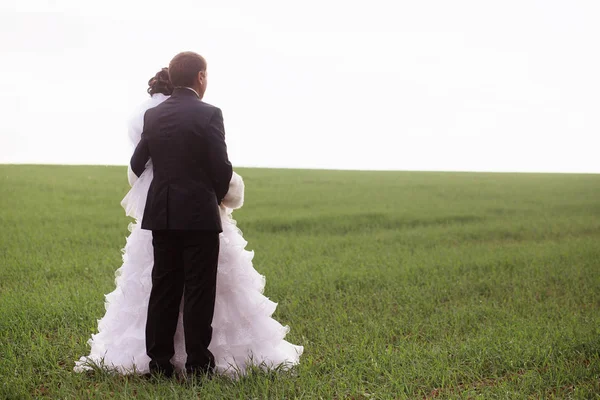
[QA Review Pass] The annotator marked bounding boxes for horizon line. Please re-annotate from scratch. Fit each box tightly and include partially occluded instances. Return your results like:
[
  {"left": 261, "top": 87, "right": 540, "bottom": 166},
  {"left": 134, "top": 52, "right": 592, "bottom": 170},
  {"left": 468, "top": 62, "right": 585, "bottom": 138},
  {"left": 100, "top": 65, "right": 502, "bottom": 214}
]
[{"left": 1, "top": 162, "right": 598, "bottom": 175}]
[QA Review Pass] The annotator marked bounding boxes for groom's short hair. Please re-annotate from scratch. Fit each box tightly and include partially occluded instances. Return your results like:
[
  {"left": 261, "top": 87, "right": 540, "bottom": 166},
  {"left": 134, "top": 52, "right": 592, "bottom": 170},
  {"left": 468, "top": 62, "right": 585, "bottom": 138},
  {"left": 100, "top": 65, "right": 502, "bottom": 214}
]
[{"left": 168, "top": 52, "right": 207, "bottom": 87}]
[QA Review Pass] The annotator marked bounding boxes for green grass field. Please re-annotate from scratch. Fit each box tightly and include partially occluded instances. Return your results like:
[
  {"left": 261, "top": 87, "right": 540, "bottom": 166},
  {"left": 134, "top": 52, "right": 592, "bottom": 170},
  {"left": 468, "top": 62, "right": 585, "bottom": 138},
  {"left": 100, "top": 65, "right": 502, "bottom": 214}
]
[{"left": 1, "top": 165, "right": 599, "bottom": 399}]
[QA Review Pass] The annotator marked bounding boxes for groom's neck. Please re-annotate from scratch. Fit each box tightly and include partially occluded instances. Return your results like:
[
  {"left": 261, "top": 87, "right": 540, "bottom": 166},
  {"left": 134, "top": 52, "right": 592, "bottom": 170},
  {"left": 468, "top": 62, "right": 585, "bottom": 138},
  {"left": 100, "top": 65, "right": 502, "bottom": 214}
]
[{"left": 176, "top": 86, "right": 201, "bottom": 99}]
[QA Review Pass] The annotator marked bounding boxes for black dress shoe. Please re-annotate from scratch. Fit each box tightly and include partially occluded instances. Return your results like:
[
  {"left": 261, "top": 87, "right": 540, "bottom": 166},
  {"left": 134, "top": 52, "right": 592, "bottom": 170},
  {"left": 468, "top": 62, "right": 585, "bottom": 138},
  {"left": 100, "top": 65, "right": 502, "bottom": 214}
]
[
  {"left": 185, "top": 366, "right": 214, "bottom": 380},
  {"left": 145, "top": 365, "right": 175, "bottom": 379}
]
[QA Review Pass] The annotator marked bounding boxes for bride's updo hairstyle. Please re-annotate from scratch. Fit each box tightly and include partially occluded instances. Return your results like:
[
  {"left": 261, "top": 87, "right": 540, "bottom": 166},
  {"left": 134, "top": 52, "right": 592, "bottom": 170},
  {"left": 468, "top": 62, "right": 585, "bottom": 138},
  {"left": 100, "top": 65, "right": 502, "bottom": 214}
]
[
  {"left": 147, "top": 68, "right": 173, "bottom": 96},
  {"left": 168, "top": 52, "right": 207, "bottom": 87}
]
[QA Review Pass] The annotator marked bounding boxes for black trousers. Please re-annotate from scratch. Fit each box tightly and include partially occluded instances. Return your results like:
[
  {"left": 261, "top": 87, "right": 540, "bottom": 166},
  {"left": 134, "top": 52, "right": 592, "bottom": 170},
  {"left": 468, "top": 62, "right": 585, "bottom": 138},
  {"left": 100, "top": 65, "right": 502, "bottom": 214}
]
[{"left": 146, "top": 230, "right": 220, "bottom": 373}]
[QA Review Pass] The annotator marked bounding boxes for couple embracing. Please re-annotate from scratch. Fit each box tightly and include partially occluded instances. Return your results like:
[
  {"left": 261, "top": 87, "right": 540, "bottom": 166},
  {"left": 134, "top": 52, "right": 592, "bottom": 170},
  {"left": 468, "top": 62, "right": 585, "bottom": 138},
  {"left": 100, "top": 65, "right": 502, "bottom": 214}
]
[{"left": 75, "top": 51, "right": 303, "bottom": 378}]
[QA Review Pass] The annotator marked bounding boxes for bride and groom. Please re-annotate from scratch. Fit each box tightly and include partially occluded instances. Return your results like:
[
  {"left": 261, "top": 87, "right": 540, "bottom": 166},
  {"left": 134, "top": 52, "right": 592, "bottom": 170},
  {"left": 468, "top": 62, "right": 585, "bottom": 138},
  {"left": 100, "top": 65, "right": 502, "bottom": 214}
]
[{"left": 75, "top": 51, "right": 303, "bottom": 378}]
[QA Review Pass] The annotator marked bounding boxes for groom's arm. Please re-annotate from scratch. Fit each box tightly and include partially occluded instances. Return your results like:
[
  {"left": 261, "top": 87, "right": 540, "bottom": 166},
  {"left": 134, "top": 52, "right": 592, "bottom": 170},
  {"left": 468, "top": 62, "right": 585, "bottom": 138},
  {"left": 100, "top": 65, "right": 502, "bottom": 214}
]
[
  {"left": 130, "top": 135, "right": 150, "bottom": 178},
  {"left": 205, "top": 108, "right": 233, "bottom": 204},
  {"left": 127, "top": 165, "right": 138, "bottom": 186}
]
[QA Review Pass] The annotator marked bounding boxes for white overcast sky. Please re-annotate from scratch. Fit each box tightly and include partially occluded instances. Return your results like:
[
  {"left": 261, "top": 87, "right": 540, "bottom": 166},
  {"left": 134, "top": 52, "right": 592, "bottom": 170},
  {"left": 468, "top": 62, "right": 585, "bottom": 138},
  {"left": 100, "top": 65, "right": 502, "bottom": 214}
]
[{"left": 0, "top": 0, "right": 599, "bottom": 172}]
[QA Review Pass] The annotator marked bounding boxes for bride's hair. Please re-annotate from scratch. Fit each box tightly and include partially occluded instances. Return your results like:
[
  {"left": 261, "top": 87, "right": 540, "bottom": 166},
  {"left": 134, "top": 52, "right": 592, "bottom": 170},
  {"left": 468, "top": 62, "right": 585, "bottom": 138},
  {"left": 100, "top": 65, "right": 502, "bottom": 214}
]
[{"left": 147, "top": 68, "right": 174, "bottom": 96}]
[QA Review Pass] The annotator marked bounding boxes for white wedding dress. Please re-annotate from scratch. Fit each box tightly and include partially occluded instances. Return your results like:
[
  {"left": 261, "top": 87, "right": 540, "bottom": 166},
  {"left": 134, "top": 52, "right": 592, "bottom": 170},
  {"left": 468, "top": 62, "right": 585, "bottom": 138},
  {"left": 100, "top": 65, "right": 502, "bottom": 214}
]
[{"left": 74, "top": 94, "right": 303, "bottom": 376}]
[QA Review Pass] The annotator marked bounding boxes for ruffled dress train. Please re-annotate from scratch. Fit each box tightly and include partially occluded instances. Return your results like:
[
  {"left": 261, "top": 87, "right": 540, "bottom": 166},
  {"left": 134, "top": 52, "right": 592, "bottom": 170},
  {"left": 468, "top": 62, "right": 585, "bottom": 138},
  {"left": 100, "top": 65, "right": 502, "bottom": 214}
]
[{"left": 74, "top": 167, "right": 303, "bottom": 376}]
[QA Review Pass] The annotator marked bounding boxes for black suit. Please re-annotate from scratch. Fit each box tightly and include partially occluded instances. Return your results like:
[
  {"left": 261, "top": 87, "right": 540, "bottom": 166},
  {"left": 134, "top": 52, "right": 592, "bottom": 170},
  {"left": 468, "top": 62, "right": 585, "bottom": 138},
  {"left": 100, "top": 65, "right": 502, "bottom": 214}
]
[
  {"left": 130, "top": 87, "right": 233, "bottom": 374},
  {"left": 131, "top": 88, "right": 232, "bottom": 232}
]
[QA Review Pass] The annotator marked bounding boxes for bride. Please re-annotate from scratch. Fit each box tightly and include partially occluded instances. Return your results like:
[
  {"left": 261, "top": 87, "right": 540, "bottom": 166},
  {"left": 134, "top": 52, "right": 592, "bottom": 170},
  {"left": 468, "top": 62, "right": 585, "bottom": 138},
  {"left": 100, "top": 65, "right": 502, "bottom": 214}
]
[{"left": 74, "top": 67, "right": 303, "bottom": 377}]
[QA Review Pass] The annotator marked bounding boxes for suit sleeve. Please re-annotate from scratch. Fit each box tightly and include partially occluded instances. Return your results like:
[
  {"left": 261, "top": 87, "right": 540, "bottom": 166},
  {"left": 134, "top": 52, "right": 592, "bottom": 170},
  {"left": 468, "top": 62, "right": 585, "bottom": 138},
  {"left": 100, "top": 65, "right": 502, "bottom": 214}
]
[
  {"left": 127, "top": 164, "right": 138, "bottom": 186},
  {"left": 130, "top": 134, "right": 150, "bottom": 178},
  {"left": 130, "top": 110, "right": 152, "bottom": 178},
  {"left": 206, "top": 108, "right": 233, "bottom": 204}
]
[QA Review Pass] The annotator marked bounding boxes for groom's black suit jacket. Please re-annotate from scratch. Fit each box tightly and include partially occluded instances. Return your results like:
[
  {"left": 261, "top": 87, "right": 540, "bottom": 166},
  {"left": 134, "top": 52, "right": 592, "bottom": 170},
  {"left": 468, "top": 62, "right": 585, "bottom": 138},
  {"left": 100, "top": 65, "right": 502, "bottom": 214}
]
[{"left": 130, "top": 88, "right": 233, "bottom": 232}]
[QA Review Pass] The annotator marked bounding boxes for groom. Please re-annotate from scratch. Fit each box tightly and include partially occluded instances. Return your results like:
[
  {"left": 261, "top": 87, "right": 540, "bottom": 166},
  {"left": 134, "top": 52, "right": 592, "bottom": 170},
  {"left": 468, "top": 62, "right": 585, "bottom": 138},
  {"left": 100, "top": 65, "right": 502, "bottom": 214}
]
[{"left": 130, "top": 51, "right": 233, "bottom": 377}]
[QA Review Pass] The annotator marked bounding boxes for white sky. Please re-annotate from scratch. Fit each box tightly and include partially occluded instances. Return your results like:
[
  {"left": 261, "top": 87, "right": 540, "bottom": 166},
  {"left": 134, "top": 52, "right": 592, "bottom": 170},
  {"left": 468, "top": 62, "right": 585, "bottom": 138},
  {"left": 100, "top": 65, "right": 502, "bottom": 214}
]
[{"left": 1, "top": 0, "right": 599, "bottom": 172}]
